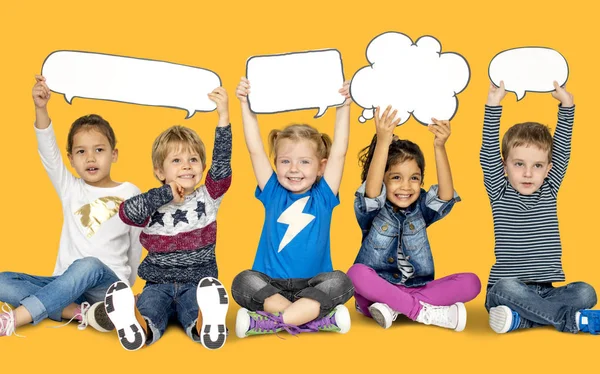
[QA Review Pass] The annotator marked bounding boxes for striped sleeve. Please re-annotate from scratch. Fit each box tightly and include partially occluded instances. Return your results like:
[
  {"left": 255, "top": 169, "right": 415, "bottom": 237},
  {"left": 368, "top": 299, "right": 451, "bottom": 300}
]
[
  {"left": 547, "top": 105, "right": 575, "bottom": 194},
  {"left": 206, "top": 124, "right": 232, "bottom": 200},
  {"left": 480, "top": 105, "right": 505, "bottom": 201},
  {"left": 119, "top": 184, "right": 173, "bottom": 227}
]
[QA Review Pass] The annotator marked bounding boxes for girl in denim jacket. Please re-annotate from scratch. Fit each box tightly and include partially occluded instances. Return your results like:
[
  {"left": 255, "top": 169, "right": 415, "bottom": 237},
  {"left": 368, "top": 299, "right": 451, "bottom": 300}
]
[{"left": 347, "top": 106, "right": 481, "bottom": 331}]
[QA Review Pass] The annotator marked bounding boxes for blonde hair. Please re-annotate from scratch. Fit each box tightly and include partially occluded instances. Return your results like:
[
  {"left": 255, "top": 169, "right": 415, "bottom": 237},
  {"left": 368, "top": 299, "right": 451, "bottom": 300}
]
[
  {"left": 502, "top": 122, "right": 553, "bottom": 163},
  {"left": 151, "top": 126, "right": 206, "bottom": 183},
  {"left": 267, "top": 124, "right": 332, "bottom": 161}
]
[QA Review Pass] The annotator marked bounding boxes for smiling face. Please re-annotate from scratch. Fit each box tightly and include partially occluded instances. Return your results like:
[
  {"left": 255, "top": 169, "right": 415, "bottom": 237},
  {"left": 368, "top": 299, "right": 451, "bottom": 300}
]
[
  {"left": 275, "top": 138, "right": 326, "bottom": 194},
  {"left": 504, "top": 144, "right": 552, "bottom": 195},
  {"left": 155, "top": 143, "right": 205, "bottom": 195},
  {"left": 68, "top": 129, "right": 118, "bottom": 188},
  {"left": 384, "top": 158, "right": 422, "bottom": 209}
]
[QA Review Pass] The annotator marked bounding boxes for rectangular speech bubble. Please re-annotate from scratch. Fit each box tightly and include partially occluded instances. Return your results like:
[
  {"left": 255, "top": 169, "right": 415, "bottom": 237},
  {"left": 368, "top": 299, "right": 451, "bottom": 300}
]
[
  {"left": 42, "top": 50, "right": 221, "bottom": 118},
  {"left": 246, "top": 49, "right": 345, "bottom": 118}
]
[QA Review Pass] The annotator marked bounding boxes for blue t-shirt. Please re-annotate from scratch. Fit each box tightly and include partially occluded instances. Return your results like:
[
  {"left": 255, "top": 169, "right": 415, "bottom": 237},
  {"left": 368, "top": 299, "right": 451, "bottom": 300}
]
[{"left": 251, "top": 172, "right": 340, "bottom": 279}]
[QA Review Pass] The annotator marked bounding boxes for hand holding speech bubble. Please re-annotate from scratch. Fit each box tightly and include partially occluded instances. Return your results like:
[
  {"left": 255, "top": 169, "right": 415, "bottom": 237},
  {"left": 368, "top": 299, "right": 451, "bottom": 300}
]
[
  {"left": 350, "top": 32, "right": 470, "bottom": 126},
  {"left": 41, "top": 51, "right": 222, "bottom": 118},
  {"left": 488, "top": 47, "right": 569, "bottom": 101},
  {"left": 246, "top": 49, "right": 345, "bottom": 118}
]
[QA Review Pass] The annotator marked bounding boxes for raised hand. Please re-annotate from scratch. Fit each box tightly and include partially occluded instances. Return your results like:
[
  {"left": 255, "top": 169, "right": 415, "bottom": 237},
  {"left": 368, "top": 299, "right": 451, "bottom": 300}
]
[
  {"left": 32, "top": 75, "right": 51, "bottom": 108},
  {"left": 236, "top": 77, "right": 250, "bottom": 103},
  {"left": 551, "top": 81, "right": 574, "bottom": 108},
  {"left": 374, "top": 105, "right": 401, "bottom": 145},
  {"left": 207, "top": 87, "right": 229, "bottom": 116},
  {"left": 338, "top": 80, "right": 352, "bottom": 107},
  {"left": 429, "top": 118, "right": 451, "bottom": 148},
  {"left": 486, "top": 80, "right": 506, "bottom": 106}
]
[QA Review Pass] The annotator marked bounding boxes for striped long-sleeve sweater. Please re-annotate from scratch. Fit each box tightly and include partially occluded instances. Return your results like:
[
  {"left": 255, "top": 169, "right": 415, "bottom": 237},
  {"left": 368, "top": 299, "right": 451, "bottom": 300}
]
[
  {"left": 119, "top": 125, "right": 232, "bottom": 284},
  {"left": 480, "top": 105, "right": 575, "bottom": 287}
]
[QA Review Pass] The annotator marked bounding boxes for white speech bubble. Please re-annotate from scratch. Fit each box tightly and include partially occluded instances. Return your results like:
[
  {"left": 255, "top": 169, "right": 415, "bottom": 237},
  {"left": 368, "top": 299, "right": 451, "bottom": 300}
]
[
  {"left": 489, "top": 47, "right": 569, "bottom": 101},
  {"left": 41, "top": 51, "right": 222, "bottom": 118},
  {"left": 350, "top": 32, "right": 470, "bottom": 126},
  {"left": 246, "top": 49, "right": 345, "bottom": 118}
]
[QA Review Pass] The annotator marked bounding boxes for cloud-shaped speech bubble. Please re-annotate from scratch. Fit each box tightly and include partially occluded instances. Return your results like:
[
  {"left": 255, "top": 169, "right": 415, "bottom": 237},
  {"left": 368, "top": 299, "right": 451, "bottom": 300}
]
[
  {"left": 41, "top": 51, "right": 222, "bottom": 118},
  {"left": 350, "top": 32, "right": 470, "bottom": 126},
  {"left": 246, "top": 49, "right": 345, "bottom": 118},
  {"left": 489, "top": 47, "right": 569, "bottom": 101}
]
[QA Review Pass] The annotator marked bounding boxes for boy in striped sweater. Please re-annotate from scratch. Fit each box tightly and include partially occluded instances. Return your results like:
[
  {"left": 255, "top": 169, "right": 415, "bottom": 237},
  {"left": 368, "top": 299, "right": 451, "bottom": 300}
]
[
  {"left": 104, "top": 87, "right": 232, "bottom": 350},
  {"left": 481, "top": 80, "right": 598, "bottom": 335}
]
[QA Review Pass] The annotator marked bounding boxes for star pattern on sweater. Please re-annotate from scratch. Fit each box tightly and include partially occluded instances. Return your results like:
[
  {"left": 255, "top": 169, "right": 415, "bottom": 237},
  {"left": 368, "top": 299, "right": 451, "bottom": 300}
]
[
  {"left": 172, "top": 209, "right": 189, "bottom": 227},
  {"left": 195, "top": 201, "right": 206, "bottom": 219},
  {"left": 149, "top": 211, "right": 165, "bottom": 227}
]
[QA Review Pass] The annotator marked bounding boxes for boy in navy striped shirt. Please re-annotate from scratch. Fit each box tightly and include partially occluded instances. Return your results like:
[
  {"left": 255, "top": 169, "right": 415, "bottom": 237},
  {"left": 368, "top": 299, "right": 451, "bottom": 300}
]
[{"left": 480, "top": 80, "right": 599, "bottom": 335}]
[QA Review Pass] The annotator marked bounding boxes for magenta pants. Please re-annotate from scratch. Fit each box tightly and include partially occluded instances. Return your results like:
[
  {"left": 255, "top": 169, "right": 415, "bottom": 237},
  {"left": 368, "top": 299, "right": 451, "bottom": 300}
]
[{"left": 347, "top": 264, "right": 481, "bottom": 320}]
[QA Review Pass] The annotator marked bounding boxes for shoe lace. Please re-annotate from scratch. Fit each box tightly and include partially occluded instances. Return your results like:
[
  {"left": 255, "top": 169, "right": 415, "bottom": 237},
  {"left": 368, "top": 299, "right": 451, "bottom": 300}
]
[
  {"left": 252, "top": 311, "right": 302, "bottom": 338},
  {"left": 50, "top": 301, "right": 91, "bottom": 331},
  {"left": 420, "top": 303, "right": 450, "bottom": 327},
  {"left": 1, "top": 303, "right": 24, "bottom": 338},
  {"left": 303, "top": 314, "right": 337, "bottom": 332}
]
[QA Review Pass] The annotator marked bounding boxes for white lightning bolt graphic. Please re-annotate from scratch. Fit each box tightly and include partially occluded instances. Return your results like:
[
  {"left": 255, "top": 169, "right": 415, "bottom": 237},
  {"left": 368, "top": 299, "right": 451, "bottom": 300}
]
[{"left": 277, "top": 196, "right": 315, "bottom": 253}]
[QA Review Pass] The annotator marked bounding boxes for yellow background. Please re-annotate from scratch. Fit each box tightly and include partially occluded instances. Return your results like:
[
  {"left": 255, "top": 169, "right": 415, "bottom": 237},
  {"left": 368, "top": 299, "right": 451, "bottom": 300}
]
[{"left": 1, "top": 0, "right": 598, "bottom": 372}]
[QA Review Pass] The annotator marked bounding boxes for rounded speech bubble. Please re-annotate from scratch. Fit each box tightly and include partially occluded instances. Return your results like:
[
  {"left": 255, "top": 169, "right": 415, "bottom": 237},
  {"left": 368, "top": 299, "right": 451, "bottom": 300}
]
[
  {"left": 41, "top": 51, "right": 222, "bottom": 118},
  {"left": 489, "top": 47, "right": 569, "bottom": 101},
  {"left": 350, "top": 32, "right": 470, "bottom": 126},
  {"left": 246, "top": 49, "right": 346, "bottom": 118}
]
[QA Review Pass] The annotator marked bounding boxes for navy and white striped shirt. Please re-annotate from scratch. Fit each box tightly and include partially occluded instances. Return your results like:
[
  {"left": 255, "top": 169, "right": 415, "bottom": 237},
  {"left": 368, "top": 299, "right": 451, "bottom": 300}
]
[{"left": 480, "top": 105, "right": 575, "bottom": 286}]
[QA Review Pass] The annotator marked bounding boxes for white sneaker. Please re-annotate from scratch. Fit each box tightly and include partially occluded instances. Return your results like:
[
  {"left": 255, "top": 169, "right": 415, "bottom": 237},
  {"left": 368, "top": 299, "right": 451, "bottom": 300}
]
[
  {"left": 0, "top": 303, "right": 22, "bottom": 337},
  {"left": 416, "top": 301, "right": 466, "bottom": 332},
  {"left": 86, "top": 301, "right": 115, "bottom": 332},
  {"left": 368, "top": 303, "right": 398, "bottom": 329}
]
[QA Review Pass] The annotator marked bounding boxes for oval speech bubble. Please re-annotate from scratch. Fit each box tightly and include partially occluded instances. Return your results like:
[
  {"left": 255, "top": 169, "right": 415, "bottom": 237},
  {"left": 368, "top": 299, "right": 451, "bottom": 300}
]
[
  {"left": 489, "top": 47, "right": 569, "bottom": 101},
  {"left": 246, "top": 49, "right": 345, "bottom": 118},
  {"left": 41, "top": 51, "right": 222, "bottom": 118}
]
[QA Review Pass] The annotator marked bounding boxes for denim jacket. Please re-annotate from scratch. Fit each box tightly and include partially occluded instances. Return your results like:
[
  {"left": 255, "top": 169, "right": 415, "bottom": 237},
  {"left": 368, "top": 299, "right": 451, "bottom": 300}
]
[{"left": 353, "top": 182, "right": 460, "bottom": 287}]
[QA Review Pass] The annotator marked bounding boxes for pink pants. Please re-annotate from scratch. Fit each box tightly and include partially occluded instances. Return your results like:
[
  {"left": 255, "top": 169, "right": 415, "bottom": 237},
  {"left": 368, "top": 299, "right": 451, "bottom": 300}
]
[{"left": 347, "top": 264, "right": 481, "bottom": 320}]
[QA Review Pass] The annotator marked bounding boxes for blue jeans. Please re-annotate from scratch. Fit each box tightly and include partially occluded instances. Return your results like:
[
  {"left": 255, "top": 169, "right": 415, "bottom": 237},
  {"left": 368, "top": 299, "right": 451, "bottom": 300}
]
[
  {"left": 137, "top": 282, "right": 200, "bottom": 345},
  {"left": 0, "top": 257, "right": 120, "bottom": 324},
  {"left": 231, "top": 270, "right": 354, "bottom": 318},
  {"left": 485, "top": 278, "right": 597, "bottom": 333}
]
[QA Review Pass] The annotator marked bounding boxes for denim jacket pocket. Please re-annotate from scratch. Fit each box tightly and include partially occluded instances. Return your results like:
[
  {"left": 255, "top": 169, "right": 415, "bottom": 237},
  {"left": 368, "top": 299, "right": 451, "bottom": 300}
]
[
  {"left": 367, "top": 216, "right": 398, "bottom": 250},
  {"left": 401, "top": 217, "right": 428, "bottom": 254}
]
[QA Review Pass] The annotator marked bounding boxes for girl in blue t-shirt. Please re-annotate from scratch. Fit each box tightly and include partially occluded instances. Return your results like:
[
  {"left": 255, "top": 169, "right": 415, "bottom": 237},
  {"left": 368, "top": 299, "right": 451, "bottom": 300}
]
[{"left": 231, "top": 77, "right": 354, "bottom": 338}]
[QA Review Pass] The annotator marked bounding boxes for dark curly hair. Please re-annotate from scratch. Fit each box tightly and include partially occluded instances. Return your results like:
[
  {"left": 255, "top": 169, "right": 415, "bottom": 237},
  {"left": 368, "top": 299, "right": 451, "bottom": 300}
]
[{"left": 358, "top": 134, "right": 425, "bottom": 184}]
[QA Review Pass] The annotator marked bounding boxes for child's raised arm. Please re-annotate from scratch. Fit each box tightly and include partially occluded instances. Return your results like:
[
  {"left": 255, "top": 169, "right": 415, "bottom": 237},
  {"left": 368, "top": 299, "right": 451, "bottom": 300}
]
[
  {"left": 480, "top": 81, "right": 507, "bottom": 201},
  {"left": 323, "top": 81, "right": 351, "bottom": 195},
  {"left": 236, "top": 77, "right": 272, "bottom": 190},
  {"left": 428, "top": 118, "right": 454, "bottom": 200},
  {"left": 206, "top": 87, "right": 233, "bottom": 200},
  {"left": 365, "top": 106, "right": 401, "bottom": 198},
  {"left": 33, "top": 75, "right": 51, "bottom": 129},
  {"left": 547, "top": 81, "right": 575, "bottom": 192}
]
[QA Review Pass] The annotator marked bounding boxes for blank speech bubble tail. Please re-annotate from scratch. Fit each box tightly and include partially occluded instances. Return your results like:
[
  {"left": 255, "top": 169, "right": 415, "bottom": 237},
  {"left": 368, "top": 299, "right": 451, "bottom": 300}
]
[
  {"left": 64, "top": 94, "right": 74, "bottom": 104},
  {"left": 515, "top": 90, "right": 526, "bottom": 101},
  {"left": 185, "top": 109, "right": 196, "bottom": 119},
  {"left": 314, "top": 106, "right": 328, "bottom": 118}
]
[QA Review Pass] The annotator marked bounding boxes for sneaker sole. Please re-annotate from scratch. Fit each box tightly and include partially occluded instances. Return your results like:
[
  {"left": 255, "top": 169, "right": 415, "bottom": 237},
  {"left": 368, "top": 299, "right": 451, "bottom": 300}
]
[
  {"left": 104, "top": 281, "right": 145, "bottom": 351},
  {"left": 87, "top": 302, "right": 114, "bottom": 333},
  {"left": 334, "top": 305, "right": 351, "bottom": 334},
  {"left": 454, "top": 302, "right": 467, "bottom": 332},
  {"left": 489, "top": 305, "right": 512, "bottom": 333},
  {"left": 368, "top": 304, "right": 391, "bottom": 329},
  {"left": 197, "top": 277, "right": 229, "bottom": 349},
  {"left": 235, "top": 308, "right": 251, "bottom": 338}
]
